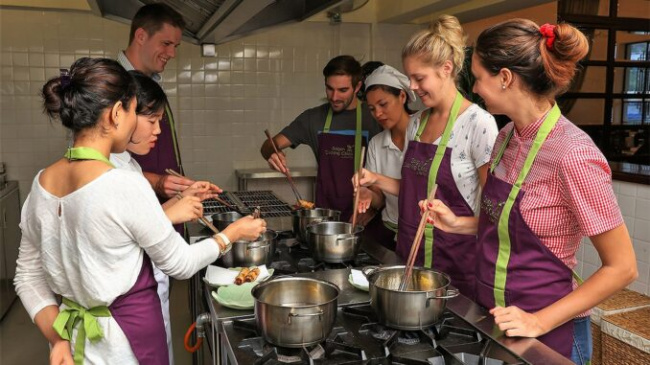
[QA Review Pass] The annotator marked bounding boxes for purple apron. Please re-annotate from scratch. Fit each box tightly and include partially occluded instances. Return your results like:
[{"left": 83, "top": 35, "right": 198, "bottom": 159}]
[
  {"left": 109, "top": 254, "right": 168, "bottom": 364},
  {"left": 315, "top": 102, "right": 365, "bottom": 222},
  {"left": 132, "top": 105, "right": 184, "bottom": 236},
  {"left": 475, "top": 104, "right": 574, "bottom": 359},
  {"left": 56, "top": 147, "right": 168, "bottom": 364},
  {"left": 396, "top": 93, "right": 477, "bottom": 297},
  {"left": 364, "top": 213, "right": 397, "bottom": 251}
]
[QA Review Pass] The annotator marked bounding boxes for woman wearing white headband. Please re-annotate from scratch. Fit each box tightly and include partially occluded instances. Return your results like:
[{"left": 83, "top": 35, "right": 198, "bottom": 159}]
[{"left": 354, "top": 65, "right": 418, "bottom": 250}]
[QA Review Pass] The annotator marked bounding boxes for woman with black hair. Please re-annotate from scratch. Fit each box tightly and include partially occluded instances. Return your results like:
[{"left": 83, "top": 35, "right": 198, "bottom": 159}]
[{"left": 14, "top": 58, "right": 265, "bottom": 364}]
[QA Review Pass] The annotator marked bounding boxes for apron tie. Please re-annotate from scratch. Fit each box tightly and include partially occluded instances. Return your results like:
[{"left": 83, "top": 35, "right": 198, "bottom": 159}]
[{"left": 53, "top": 297, "right": 112, "bottom": 364}]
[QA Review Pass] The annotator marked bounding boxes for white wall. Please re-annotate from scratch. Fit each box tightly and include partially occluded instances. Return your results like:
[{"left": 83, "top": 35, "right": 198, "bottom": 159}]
[
  {"left": 0, "top": 8, "right": 422, "bottom": 200},
  {"left": 575, "top": 181, "right": 650, "bottom": 295}
]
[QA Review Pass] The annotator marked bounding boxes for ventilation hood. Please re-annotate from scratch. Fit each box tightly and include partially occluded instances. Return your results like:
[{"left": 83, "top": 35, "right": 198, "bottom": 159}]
[{"left": 87, "top": 0, "right": 346, "bottom": 45}]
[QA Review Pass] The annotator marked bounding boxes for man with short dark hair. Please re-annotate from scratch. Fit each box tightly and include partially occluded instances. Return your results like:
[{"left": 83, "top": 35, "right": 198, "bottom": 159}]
[
  {"left": 261, "top": 55, "right": 382, "bottom": 221},
  {"left": 117, "top": 4, "right": 189, "bottom": 363},
  {"left": 119, "top": 3, "right": 192, "bottom": 203}
]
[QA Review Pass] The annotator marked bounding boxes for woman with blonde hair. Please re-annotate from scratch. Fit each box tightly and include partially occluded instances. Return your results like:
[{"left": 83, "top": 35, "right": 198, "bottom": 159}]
[
  {"left": 357, "top": 15, "right": 498, "bottom": 297},
  {"left": 423, "top": 19, "right": 637, "bottom": 363}
]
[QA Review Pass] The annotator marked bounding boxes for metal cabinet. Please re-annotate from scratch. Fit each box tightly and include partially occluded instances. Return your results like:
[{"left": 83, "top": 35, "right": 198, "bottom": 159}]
[{"left": 1, "top": 181, "right": 20, "bottom": 319}]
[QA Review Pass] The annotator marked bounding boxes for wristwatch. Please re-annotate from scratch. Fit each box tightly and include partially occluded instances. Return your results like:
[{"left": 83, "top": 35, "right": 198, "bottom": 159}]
[{"left": 216, "top": 232, "right": 232, "bottom": 256}]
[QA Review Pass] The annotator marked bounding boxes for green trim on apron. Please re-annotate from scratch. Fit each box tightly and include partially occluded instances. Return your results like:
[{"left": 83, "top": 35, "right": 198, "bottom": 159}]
[
  {"left": 383, "top": 220, "right": 399, "bottom": 233},
  {"left": 53, "top": 297, "right": 111, "bottom": 364},
  {"left": 415, "top": 92, "right": 463, "bottom": 268},
  {"left": 164, "top": 104, "right": 184, "bottom": 175},
  {"left": 323, "top": 99, "right": 363, "bottom": 172},
  {"left": 491, "top": 104, "right": 562, "bottom": 307},
  {"left": 64, "top": 147, "right": 114, "bottom": 168}
]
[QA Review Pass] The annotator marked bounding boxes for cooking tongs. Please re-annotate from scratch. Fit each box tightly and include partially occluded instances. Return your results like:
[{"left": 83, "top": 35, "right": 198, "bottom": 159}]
[
  {"left": 399, "top": 184, "right": 438, "bottom": 291},
  {"left": 264, "top": 129, "right": 304, "bottom": 206}
]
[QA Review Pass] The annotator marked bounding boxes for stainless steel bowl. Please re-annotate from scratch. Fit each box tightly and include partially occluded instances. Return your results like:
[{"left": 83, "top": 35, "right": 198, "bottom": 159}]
[
  {"left": 252, "top": 277, "right": 339, "bottom": 347},
  {"left": 217, "top": 230, "right": 277, "bottom": 268},
  {"left": 211, "top": 211, "right": 243, "bottom": 231},
  {"left": 363, "top": 266, "right": 459, "bottom": 330},
  {"left": 292, "top": 208, "right": 341, "bottom": 243},
  {"left": 306, "top": 221, "right": 363, "bottom": 263}
]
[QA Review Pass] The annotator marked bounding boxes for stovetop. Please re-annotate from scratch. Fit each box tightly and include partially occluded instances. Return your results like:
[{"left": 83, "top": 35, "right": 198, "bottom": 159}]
[
  {"left": 221, "top": 304, "right": 529, "bottom": 365},
  {"left": 268, "top": 235, "right": 380, "bottom": 276},
  {"left": 203, "top": 190, "right": 293, "bottom": 217}
]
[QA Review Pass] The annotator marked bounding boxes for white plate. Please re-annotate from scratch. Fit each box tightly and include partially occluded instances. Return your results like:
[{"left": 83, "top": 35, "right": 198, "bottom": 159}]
[
  {"left": 348, "top": 273, "right": 369, "bottom": 292},
  {"left": 204, "top": 265, "right": 273, "bottom": 287}
]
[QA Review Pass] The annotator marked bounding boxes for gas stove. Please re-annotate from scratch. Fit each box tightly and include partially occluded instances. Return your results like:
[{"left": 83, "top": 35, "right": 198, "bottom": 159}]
[
  {"left": 268, "top": 235, "right": 380, "bottom": 275},
  {"left": 220, "top": 303, "right": 528, "bottom": 365}
]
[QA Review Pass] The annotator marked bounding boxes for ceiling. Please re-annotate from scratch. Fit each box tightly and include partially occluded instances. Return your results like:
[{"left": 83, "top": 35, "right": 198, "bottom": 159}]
[{"left": 0, "top": 0, "right": 557, "bottom": 44}]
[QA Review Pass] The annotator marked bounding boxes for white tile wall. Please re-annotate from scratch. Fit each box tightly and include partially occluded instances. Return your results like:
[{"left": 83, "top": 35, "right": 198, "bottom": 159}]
[
  {"left": 0, "top": 8, "right": 422, "bottom": 200},
  {"left": 574, "top": 181, "right": 650, "bottom": 295}
]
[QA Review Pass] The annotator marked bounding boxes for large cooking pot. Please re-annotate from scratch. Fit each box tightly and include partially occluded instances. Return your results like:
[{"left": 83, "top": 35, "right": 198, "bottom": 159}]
[
  {"left": 217, "top": 230, "right": 277, "bottom": 268},
  {"left": 363, "top": 266, "right": 459, "bottom": 330},
  {"left": 305, "top": 222, "right": 363, "bottom": 263},
  {"left": 252, "top": 277, "right": 339, "bottom": 348},
  {"left": 211, "top": 211, "right": 243, "bottom": 231},
  {"left": 292, "top": 208, "right": 341, "bottom": 243}
]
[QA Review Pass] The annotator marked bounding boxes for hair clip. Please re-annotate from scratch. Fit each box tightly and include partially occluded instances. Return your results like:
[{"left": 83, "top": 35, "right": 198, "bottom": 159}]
[{"left": 60, "top": 68, "right": 71, "bottom": 89}]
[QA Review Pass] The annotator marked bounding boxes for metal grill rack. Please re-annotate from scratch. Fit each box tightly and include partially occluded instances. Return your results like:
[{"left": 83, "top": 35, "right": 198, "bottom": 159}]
[{"left": 202, "top": 190, "right": 293, "bottom": 219}]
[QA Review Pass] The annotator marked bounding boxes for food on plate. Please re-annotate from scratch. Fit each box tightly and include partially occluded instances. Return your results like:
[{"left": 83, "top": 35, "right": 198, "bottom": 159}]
[
  {"left": 234, "top": 267, "right": 250, "bottom": 285},
  {"left": 295, "top": 199, "right": 315, "bottom": 210},
  {"left": 244, "top": 267, "right": 261, "bottom": 283}
]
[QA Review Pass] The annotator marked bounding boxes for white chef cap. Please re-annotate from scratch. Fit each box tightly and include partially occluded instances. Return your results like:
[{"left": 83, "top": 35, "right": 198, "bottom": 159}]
[{"left": 364, "top": 65, "right": 417, "bottom": 102}]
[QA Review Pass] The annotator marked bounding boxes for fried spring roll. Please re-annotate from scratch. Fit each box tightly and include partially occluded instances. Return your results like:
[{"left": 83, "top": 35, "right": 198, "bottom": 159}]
[
  {"left": 235, "top": 267, "right": 250, "bottom": 285},
  {"left": 244, "top": 267, "right": 260, "bottom": 283}
]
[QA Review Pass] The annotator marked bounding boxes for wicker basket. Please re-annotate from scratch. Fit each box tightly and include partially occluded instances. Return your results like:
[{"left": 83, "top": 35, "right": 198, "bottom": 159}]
[
  {"left": 601, "top": 307, "right": 650, "bottom": 365},
  {"left": 590, "top": 289, "right": 650, "bottom": 365}
]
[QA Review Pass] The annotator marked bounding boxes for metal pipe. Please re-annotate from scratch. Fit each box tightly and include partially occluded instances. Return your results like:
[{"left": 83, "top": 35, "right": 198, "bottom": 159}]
[{"left": 195, "top": 312, "right": 212, "bottom": 338}]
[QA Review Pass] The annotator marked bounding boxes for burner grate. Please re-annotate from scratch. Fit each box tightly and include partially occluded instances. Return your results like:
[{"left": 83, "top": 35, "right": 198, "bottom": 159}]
[
  {"left": 233, "top": 191, "right": 293, "bottom": 218},
  {"left": 202, "top": 194, "right": 236, "bottom": 215}
]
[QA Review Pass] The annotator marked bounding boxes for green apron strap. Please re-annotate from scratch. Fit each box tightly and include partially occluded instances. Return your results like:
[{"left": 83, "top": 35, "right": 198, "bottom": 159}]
[
  {"left": 423, "top": 91, "right": 464, "bottom": 268},
  {"left": 53, "top": 297, "right": 111, "bottom": 364},
  {"left": 493, "top": 104, "right": 562, "bottom": 307},
  {"left": 414, "top": 109, "right": 431, "bottom": 142},
  {"left": 164, "top": 104, "right": 184, "bottom": 175},
  {"left": 64, "top": 147, "right": 115, "bottom": 168},
  {"left": 323, "top": 100, "right": 364, "bottom": 172},
  {"left": 490, "top": 130, "right": 514, "bottom": 173}
]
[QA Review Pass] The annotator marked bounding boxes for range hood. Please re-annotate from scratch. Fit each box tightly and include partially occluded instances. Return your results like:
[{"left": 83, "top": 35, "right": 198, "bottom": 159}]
[{"left": 87, "top": 0, "right": 345, "bottom": 45}]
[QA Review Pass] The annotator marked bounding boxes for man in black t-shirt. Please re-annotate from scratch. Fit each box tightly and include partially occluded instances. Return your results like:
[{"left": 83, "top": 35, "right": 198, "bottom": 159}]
[{"left": 260, "top": 55, "right": 382, "bottom": 221}]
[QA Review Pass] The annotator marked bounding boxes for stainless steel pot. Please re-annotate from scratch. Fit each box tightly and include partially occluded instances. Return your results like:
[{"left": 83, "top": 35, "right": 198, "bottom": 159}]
[
  {"left": 217, "top": 230, "right": 277, "bottom": 268},
  {"left": 363, "top": 266, "right": 459, "bottom": 330},
  {"left": 211, "top": 211, "right": 243, "bottom": 231},
  {"left": 292, "top": 208, "right": 341, "bottom": 243},
  {"left": 305, "top": 222, "right": 363, "bottom": 263},
  {"left": 252, "top": 277, "right": 339, "bottom": 348}
]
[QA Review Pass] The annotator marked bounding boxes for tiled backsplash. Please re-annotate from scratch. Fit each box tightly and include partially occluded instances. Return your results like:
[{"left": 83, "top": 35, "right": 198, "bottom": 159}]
[
  {"left": 0, "top": 8, "right": 421, "bottom": 199},
  {"left": 575, "top": 181, "right": 650, "bottom": 295}
]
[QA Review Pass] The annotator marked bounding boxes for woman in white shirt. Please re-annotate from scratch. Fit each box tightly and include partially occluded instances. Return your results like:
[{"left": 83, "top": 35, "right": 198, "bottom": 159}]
[
  {"left": 110, "top": 70, "right": 223, "bottom": 364},
  {"left": 357, "top": 65, "right": 419, "bottom": 250},
  {"left": 356, "top": 15, "right": 498, "bottom": 298},
  {"left": 14, "top": 57, "right": 266, "bottom": 365}
]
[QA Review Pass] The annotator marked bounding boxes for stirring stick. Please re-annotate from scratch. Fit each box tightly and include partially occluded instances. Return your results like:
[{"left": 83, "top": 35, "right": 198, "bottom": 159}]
[
  {"left": 399, "top": 184, "right": 438, "bottom": 291},
  {"left": 351, "top": 146, "right": 366, "bottom": 229},
  {"left": 164, "top": 168, "right": 234, "bottom": 209},
  {"left": 264, "top": 130, "right": 304, "bottom": 205}
]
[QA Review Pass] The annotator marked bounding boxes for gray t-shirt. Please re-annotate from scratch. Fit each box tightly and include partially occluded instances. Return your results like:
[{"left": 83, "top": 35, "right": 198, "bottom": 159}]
[{"left": 280, "top": 102, "right": 383, "bottom": 161}]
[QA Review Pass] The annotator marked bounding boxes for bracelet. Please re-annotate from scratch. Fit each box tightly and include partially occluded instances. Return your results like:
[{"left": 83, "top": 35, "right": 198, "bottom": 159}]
[
  {"left": 216, "top": 232, "right": 232, "bottom": 255},
  {"left": 175, "top": 193, "right": 183, "bottom": 201}
]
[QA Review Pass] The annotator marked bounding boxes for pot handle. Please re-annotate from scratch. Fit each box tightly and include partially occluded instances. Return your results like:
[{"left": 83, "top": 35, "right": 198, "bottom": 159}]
[
  {"left": 287, "top": 310, "right": 323, "bottom": 324},
  {"left": 425, "top": 289, "right": 460, "bottom": 301},
  {"left": 361, "top": 266, "right": 379, "bottom": 278},
  {"left": 246, "top": 242, "right": 271, "bottom": 251},
  {"left": 335, "top": 234, "right": 357, "bottom": 246}
]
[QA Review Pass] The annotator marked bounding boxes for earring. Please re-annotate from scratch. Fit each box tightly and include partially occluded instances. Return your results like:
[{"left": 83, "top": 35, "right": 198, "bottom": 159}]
[{"left": 502, "top": 84, "right": 506, "bottom": 90}]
